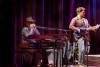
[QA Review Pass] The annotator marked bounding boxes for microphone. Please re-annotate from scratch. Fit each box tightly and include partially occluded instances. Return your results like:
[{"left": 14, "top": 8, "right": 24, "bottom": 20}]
[{"left": 36, "top": 26, "right": 70, "bottom": 32}]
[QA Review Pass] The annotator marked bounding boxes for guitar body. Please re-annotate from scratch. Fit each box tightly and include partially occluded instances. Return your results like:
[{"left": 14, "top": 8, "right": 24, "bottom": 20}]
[{"left": 73, "top": 25, "right": 87, "bottom": 39}]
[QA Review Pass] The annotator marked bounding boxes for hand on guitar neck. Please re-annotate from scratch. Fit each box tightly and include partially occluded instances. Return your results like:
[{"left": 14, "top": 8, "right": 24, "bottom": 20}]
[{"left": 86, "top": 24, "right": 100, "bottom": 31}]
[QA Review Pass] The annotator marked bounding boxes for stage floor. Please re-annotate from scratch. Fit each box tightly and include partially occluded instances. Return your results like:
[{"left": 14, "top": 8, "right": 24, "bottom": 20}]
[
  {"left": 84, "top": 54, "right": 100, "bottom": 67},
  {"left": 67, "top": 65, "right": 100, "bottom": 67},
  {"left": 66, "top": 54, "right": 100, "bottom": 67}
]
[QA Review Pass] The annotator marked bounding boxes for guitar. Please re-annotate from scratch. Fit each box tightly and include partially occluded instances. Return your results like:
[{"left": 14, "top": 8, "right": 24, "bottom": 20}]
[{"left": 73, "top": 24, "right": 100, "bottom": 39}]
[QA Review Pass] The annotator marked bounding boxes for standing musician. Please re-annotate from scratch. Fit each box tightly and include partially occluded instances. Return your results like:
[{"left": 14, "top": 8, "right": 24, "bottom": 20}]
[{"left": 69, "top": 7, "right": 100, "bottom": 67}]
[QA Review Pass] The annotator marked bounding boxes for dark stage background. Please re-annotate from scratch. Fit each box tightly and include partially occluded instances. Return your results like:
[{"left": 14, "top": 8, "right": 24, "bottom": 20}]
[
  {"left": 0, "top": 0, "right": 100, "bottom": 66},
  {"left": 0, "top": 0, "right": 13, "bottom": 66}
]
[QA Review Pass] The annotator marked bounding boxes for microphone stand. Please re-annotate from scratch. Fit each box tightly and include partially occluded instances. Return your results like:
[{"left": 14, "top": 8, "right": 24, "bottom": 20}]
[
  {"left": 36, "top": 26, "right": 70, "bottom": 33},
  {"left": 36, "top": 26, "right": 70, "bottom": 67}
]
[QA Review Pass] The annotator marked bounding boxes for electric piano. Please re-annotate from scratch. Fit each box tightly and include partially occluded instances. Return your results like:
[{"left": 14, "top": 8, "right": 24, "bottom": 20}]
[
  {"left": 25, "top": 34, "right": 70, "bottom": 40},
  {"left": 20, "top": 34, "right": 70, "bottom": 48}
]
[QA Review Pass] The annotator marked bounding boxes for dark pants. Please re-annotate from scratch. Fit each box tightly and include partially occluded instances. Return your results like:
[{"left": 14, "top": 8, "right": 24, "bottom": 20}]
[
  {"left": 15, "top": 49, "right": 37, "bottom": 67},
  {"left": 16, "top": 48, "right": 48, "bottom": 67}
]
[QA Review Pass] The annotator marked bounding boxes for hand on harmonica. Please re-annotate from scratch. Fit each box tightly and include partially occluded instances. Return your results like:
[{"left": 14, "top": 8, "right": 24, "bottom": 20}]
[{"left": 30, "top": 23, "right": 37, "bottom": 30}]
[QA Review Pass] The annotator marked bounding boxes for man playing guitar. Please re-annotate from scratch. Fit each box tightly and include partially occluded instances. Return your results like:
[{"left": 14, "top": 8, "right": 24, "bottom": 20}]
[{"left": 69, "top": 7, "right": 100, "bottom": 67}]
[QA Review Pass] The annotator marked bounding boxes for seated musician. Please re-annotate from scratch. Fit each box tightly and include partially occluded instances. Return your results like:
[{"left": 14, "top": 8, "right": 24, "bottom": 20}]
[
  {"left": 21, "top": 16, "right": 40, "bottom": 67},
  {"left": 22, "top": 16, "right": 40, "bottom": 43},
  {"left": 21, "top": 16, "right": 51, "bottom": 67},
  {"left": 69, "top": 7, "right": 100, "bottom": 67}
]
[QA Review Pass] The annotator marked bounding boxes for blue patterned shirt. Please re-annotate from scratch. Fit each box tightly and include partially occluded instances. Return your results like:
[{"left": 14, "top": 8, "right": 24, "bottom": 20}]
[{"left": 22, "top": 27, "right": 40, "bottom": 43}]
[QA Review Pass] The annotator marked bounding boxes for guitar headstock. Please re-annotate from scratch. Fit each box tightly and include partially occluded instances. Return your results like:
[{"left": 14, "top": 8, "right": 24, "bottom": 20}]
[
  {"left": 95, "top": 24, "right": 100, "bottom": 29},
  {"left": 91, "top": 24, "right": 100, "bottom": 31}
]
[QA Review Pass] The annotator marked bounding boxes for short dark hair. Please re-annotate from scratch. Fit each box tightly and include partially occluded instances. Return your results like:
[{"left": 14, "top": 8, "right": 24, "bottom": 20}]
[{"left": 76, "top": 7, "right": 85, "bottom": 14}]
